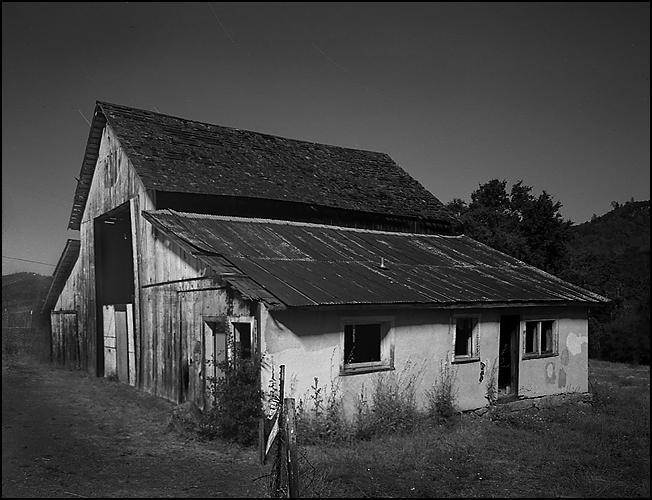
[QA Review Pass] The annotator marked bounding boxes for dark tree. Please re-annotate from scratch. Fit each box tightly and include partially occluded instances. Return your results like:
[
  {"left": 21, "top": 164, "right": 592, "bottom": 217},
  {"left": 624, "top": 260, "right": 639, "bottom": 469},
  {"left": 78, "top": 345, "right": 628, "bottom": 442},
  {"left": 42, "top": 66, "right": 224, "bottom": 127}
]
[{"left": 447, "top": 179, "right": 572, "bottom": 275}]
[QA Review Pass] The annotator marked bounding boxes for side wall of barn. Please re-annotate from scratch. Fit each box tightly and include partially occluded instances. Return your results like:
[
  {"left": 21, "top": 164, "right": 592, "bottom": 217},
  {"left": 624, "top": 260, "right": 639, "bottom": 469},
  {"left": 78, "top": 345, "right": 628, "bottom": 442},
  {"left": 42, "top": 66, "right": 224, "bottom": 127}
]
[
  {"left": 53, "top": 120, "right": 260, "bottom": 406},
  {"left": 53, "top": 123, "right": 152, "bottom": 378},
  {"left": 137, "top": 225, "right": 256, "bottom": 406}
]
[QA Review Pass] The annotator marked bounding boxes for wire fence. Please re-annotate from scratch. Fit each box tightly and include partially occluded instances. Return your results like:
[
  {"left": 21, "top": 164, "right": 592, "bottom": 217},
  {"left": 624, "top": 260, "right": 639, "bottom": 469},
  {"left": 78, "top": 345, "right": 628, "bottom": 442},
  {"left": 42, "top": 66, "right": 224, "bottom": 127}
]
[
  {"left": 2, "top": 308, "right": 48, "bottom": 360},
  {"left": 3, "top": 309, "right": 33, "bottom": 329}
]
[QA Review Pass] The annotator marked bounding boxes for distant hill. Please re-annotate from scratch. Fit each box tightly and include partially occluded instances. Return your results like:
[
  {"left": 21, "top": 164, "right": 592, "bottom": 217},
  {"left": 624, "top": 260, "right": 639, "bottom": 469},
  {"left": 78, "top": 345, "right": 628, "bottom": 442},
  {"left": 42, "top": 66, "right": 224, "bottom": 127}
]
[
  {"left": 561, "top": 199, "right": 650, "bottom": 364},
  {"left": 568, "top": 200, "right": 650, "bottom": 256},
  {"left": 2, "top": 272, "right": 53, "bottom": 312}
]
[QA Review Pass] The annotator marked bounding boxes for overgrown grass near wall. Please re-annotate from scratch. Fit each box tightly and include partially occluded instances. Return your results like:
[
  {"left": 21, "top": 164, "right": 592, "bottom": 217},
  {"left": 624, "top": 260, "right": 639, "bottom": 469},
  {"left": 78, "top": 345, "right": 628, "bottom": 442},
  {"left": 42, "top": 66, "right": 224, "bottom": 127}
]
[{"left": 293, "top": 359, "right": 650, "bottom": 498}]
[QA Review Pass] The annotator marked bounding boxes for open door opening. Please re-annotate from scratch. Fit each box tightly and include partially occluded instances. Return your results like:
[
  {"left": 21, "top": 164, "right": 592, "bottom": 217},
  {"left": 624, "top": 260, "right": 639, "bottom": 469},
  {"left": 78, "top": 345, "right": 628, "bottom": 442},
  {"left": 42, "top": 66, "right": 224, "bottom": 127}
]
[
  {"left": 94, "top": 203, "right": 135, "bottom": 383},
  {"left": 201, "top": 318, "right": 228, "bottom": 411},
  {"left": 499, "top": 315, "right": 520, "bottom": 400}
]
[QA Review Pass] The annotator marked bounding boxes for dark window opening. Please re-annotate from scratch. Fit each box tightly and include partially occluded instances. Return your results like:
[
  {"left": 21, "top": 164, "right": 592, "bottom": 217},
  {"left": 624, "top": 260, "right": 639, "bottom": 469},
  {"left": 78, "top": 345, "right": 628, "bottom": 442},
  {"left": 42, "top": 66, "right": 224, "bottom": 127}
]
[
  {"left": 525, "top": 322, "right": 538, "bottom": 354},
  {"left": 233, "top": 322, "right": 252, "bottom": 359},
  {"left": 455, "top": 317, "right": 476, "bottom": 357},
  {"left": 344, "top": 323, "right": 381, "bottom": 365}
]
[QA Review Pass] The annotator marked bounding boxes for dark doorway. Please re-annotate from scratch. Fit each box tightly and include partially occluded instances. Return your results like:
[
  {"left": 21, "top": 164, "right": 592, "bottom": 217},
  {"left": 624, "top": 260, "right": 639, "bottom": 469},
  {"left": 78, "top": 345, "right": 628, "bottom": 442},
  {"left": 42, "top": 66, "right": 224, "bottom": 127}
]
[
  {"left": 499, "top": 315, "right": 520, "bottom": 398},
  {"left": 94, "top": 203, "right": 135, "bottom": 378}
]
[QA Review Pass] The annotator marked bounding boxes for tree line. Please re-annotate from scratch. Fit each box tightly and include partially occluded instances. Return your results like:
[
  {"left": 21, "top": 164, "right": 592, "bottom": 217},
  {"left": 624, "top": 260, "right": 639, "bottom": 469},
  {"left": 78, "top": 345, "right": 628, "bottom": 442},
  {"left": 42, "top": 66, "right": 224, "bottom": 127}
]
[{"left": 446, "top": 180, "right": 650, "bottom": 365}]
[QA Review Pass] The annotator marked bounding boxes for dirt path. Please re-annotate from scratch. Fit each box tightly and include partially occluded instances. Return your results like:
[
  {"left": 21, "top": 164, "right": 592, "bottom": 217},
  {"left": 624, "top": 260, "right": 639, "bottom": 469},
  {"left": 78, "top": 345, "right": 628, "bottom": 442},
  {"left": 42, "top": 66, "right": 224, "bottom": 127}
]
[{"left": 2, "top": 357, "right": 267, "bottom": 498}]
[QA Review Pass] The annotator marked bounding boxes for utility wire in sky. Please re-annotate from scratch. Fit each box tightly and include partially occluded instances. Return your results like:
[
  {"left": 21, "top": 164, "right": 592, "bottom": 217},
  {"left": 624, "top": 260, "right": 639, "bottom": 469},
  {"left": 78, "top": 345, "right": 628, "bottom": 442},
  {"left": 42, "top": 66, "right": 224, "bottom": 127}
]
[
  {"left": 2, "top": 187, "right": 70, "bottom": 209},
  {"left": 310, "top": 42, "right": 402, "bottom": 104},
  {"left": 3, "top": 180, "right": 70, "bottom": 203},
  {"left": 2, "top": 255, "right": 56, "bottom": 267},
  {"left": 78, "top": 109, "right": 91, "bottom": 126},
  {"left": 207, "top": 2, "right": 244, "bottom": 57}
]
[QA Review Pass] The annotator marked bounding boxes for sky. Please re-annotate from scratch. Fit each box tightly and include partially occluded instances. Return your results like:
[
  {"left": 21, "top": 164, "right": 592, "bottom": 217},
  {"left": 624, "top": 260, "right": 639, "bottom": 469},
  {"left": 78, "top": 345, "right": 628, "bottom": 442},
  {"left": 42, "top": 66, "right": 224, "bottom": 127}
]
[{"left": 2, "top": 2, "right": 650, "bottom": 276}]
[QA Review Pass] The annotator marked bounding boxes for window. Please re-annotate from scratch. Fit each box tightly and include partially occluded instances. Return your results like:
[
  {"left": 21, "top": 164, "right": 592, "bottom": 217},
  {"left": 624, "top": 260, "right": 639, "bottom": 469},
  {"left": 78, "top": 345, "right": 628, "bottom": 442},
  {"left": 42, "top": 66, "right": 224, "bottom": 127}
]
[
  {"left": 232, "top": 321, "right": 253, "bottom": 359},
  {"left": 523, "top": 320, "right": 556, "bottom": 357},
  {"left": 341, "top": 318, "right": 394, "bottom": 375},
  {"left": 453, "top": 316, "right": 479, "bottom": 362}
]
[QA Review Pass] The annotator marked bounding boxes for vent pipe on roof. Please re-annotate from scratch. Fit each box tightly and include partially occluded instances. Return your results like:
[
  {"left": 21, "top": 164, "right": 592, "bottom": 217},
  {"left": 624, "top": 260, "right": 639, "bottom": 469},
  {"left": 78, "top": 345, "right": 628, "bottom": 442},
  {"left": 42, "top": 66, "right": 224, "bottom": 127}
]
[{"left": 379, "top": 257, "right": 387, "bottom": 269}]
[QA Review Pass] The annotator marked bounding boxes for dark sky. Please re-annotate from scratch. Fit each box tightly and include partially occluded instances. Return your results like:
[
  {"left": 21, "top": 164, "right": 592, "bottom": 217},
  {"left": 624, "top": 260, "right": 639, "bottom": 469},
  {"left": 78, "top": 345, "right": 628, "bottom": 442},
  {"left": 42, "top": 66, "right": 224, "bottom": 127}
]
[{"left": 2, "top": 2, "right": 650, "bottom": 275}]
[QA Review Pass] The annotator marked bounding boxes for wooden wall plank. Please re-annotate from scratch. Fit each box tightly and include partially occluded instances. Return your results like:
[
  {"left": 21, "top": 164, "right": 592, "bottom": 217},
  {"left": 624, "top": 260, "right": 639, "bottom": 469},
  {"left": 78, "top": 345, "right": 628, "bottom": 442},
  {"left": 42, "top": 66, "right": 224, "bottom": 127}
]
[{"left": 127, "top": 303, "right": 136, "bottom": 386}]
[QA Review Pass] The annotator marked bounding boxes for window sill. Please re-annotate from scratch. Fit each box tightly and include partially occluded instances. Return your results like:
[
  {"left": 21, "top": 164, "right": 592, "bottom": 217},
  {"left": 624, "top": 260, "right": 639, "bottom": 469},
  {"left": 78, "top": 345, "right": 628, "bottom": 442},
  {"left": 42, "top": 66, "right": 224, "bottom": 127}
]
[
  {"left": 452, "top": 356, "right": 480, "bottom": 365},
  {"left": 522, "top": 352, "right": 557, "bottom": 360},
  {"left": 340, "top": 364, "right": 394, "bottom": 376}
]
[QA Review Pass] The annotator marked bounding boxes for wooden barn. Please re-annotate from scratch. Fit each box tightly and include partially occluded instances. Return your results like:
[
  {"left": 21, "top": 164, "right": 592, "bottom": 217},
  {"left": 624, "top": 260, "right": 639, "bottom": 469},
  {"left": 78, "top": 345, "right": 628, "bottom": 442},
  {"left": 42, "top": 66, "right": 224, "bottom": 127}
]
[{"left": 44, "top": 101, "right": 609, "bottom": 414}]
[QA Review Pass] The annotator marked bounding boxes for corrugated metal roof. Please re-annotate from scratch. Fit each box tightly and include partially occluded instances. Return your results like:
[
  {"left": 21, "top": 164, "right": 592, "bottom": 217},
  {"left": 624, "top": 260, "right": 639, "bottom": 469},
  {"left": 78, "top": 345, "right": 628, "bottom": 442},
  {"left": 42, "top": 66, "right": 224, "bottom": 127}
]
[
  {"left": 142, "top": 210, "right": 610, "bottom": 309},
  {"left": 69, "top": 101, "right": 460, "bottom": 230},
  {"left": 41, "top": 239, "right": 81, "bottom": 313}
]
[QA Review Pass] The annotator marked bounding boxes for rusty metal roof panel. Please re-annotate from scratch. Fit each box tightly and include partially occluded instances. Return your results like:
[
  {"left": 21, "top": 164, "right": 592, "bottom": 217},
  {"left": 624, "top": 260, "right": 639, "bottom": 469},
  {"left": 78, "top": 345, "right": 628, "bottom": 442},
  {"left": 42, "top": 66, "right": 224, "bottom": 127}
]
[{"left": 142, "top": 210, "right": 610, "bottom": 308}]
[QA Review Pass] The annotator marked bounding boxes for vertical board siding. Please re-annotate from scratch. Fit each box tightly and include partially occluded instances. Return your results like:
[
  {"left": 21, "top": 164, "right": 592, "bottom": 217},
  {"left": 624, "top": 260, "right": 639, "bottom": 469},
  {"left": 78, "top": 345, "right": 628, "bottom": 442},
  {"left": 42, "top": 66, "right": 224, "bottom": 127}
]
[
  {"left": 103, "top": 305, "right": 117, "bottom": 377},
  {"left": 54, "top": 123, "right": 151, "bottom": 380},
  {"left": 127, "top": 304, "right": 136, "bottom": 386},
  {"left": 139, "top": 274, "right": 252, "bottom": 406},
  {"left": 50, "top": 311, "right": 79, "bottom": 369}
]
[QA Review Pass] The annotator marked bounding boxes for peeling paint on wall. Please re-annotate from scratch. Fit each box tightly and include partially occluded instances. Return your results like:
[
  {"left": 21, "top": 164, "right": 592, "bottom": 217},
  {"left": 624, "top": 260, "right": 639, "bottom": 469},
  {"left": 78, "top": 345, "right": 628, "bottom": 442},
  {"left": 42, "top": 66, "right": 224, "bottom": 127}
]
[
  {"left": 558, "top": 367, "right": 567, "bottom": 388},
  {"left": 545, "top": 361, "right": 556, "bottom": 384},
  {"left": 560, "top": 348, "right": 570, "bottom": 366},
  {"left": 566, "top": 331, "right": 586, "bottom": 356}
]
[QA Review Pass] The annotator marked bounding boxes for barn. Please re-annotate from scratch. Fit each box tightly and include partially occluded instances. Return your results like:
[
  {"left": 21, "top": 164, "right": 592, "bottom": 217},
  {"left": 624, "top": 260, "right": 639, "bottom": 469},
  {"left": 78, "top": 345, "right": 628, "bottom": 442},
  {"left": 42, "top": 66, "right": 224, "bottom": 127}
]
[{"left": 43, "top": 101, "right": 609, "bottom": 415}]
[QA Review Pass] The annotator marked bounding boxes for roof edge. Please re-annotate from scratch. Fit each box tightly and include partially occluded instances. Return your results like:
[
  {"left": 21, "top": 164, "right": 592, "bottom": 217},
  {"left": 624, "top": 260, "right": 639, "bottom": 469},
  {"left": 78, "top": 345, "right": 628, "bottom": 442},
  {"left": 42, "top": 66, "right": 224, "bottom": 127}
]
[
  {"left": 41, "top": 239, "right": 81, "bottom": 313},
  {"left": 68, "top": 102, "right": 107, "bottom": 230},
  {"left": 144, "top": 208, "right": 465, "bottom": 238}
]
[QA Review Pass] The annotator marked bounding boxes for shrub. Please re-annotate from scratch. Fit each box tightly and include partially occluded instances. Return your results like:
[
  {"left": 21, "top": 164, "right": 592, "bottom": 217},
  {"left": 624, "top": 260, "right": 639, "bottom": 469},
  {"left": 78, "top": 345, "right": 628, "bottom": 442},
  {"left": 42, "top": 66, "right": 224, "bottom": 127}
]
[
  {"left": 426, "top": 360, "right": 459, "bottom": 424},
  {"left": 199, "top": 356, "right": 263, "bottom": 446},
  {"left": 354, "top": 361, "right": 423, "bottom": 440},
  {"left": 296, "top": 377, "right": 350, "bottom": 444}
]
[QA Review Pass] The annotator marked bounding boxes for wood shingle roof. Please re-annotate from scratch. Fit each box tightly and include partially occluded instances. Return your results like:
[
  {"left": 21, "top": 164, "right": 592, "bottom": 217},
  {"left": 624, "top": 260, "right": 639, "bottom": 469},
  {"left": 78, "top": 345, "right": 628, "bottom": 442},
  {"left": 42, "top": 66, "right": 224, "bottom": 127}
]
[{"left": 69, "top": 101, "right": 460, "bottom": 230}]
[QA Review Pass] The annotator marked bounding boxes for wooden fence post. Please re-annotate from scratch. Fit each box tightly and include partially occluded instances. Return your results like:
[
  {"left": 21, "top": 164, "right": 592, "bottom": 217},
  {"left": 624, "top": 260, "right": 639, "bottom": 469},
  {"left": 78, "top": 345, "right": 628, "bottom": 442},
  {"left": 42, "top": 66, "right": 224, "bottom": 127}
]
[
  {"left": 273, "top": 365, "right": 286, "bottom": 498},
  {"left": 284, "top": 398, "right": 299, "bottom": 498}
]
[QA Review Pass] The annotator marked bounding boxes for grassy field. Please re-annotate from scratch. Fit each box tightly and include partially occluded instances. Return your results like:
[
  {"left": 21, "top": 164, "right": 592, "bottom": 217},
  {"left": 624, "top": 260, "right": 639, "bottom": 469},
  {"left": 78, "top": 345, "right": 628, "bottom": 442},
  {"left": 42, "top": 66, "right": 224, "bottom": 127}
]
[
  {"left": 290, "top": 359, "right": 650, "bottom": 498},
  {"left": 3, "top": 303, "right": 648, "bottom": 497}
]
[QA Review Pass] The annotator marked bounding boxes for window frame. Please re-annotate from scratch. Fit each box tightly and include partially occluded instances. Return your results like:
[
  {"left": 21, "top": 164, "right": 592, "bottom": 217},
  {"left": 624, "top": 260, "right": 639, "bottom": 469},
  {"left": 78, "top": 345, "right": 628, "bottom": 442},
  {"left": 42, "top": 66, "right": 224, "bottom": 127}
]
[
  {"left": 522, "top": 319, "right": 558, "bottom": 359},
  {"left": 340, "top": 316, "right": 395, "bottom": 375},
  {"left": 451, "top": 313, "right": 481, "bottom": 364},
  {"left": 228, "top": 315, "right": 256, "bottom": 361}
]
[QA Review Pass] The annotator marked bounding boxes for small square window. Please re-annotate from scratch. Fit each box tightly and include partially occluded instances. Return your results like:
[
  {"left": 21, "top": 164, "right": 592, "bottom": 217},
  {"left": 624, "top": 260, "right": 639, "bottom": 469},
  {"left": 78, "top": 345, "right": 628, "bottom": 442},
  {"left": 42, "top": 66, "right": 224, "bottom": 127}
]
[
  {"left": 523, "top": 320, "right": 557, "bottom": 358},
  {"left": 344, "top": 324, "right": 381, "bottom": 364},
  {"left": 341, "top": 318, "right": 394, "bottom": 375},
  {"left": 453, "top": 316, "right": 479, "bottom": 362}
]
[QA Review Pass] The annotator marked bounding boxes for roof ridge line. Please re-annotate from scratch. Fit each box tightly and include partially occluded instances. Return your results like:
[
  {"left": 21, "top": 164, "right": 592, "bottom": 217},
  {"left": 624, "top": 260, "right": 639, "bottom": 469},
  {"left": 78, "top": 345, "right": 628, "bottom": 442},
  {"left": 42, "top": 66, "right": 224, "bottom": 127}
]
[
  {"left": 96, "top": 101, "right": 392, "bottom": 155},
  {"left": 148, "top": 209, "right": 461, "bottom": 238}
]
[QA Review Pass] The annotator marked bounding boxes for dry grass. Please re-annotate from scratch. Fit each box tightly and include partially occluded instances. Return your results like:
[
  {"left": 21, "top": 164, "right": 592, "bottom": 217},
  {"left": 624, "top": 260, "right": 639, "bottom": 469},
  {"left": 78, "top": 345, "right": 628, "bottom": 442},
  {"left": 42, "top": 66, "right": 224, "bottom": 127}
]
[{"left": 294, "top": 359, "right": 650, "bottom": 498}]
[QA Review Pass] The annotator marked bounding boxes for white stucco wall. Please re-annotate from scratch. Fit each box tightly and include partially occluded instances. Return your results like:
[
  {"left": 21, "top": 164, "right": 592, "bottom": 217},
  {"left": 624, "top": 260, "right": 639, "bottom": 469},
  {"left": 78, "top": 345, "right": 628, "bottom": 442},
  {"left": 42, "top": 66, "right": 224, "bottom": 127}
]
[
  {"left": 259, "top": 304, "right": 590, "bottom": 417},
  {"left": 517, "top": 306, "right": 589, "bottom": 396}
]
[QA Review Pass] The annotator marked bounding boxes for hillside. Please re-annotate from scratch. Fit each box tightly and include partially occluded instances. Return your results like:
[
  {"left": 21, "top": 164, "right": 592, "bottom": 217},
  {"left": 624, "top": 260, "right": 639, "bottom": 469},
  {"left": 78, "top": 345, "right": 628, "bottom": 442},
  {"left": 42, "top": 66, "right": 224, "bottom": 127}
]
[
  {"left": 568, "top": 200, "right": 650, "bottom": 256},
  {"left": 561, "top": 199, "right": 650, "bottom": 364},
  {"left": 2, "top": 272, "right": 53, "bottom": 312}
]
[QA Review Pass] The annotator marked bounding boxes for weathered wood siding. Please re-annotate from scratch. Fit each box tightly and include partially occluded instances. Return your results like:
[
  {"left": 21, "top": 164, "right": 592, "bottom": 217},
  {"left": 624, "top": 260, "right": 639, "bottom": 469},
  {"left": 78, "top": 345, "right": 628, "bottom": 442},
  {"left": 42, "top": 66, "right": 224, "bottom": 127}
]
[
  {"left": 52, "top": 250, "right": 95, "bottom": 373},
  {"left": 54, "top": 120, "right": 262, "bottom": 406},
  {"left": 139, "top": 230, "right": 255, "bottom": 406},
  {"left": 54, "top": 123, "right": 153, "bottom": 378},
  {"left": 50, "top": 310, "right": 79, "bottom": 369}
]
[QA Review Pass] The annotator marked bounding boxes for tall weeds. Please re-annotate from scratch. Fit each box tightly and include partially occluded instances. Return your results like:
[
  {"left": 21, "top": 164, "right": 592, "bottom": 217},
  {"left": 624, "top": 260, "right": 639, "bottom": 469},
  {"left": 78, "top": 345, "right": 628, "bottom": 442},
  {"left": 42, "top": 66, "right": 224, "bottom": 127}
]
[
  {"left": 354, "top": 361, "right": 424, "bottom": 439},
  {"left": 426, "top": 359, "right": 459, "bottom": 424}
]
